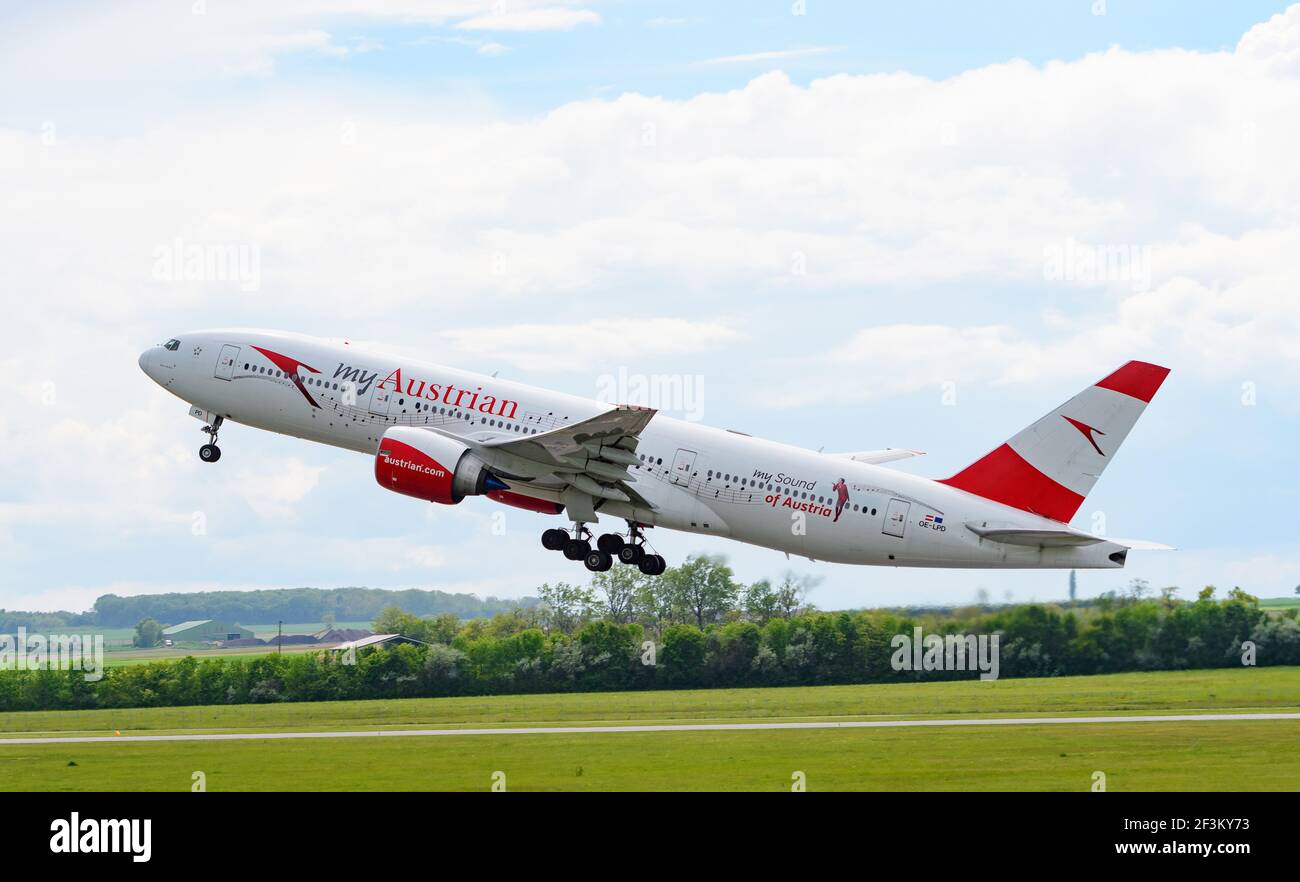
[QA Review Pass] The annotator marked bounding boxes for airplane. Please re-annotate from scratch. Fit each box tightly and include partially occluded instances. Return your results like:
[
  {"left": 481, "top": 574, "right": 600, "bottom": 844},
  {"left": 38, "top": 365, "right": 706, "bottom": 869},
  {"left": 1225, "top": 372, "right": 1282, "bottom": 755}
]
[{"left": 139, "top": 329, "right": 1171, "bottom": 576}]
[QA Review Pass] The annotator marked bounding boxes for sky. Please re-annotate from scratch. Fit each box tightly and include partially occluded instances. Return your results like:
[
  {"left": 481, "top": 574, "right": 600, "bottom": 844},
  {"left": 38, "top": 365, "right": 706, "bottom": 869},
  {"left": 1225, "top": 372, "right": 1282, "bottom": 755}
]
[{"left": 3, "top": 0, "right": 1300, "bottom": 614}]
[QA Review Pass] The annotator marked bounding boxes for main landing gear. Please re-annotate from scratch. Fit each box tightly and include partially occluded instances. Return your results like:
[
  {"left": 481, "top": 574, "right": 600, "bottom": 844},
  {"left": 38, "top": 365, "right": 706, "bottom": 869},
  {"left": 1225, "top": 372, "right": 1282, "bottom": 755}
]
[
  {"left": 540, "top": 522, "right": 666, "bottom": 576},
  {"left": 199, "top": 416, "right": 224, "bottom": 463}
]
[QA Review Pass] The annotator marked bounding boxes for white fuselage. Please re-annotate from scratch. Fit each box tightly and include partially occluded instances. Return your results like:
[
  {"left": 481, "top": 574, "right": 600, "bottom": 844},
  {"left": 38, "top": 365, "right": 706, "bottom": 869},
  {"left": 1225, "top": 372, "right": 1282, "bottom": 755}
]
[{"left": 139, "top": 329, "right": 1128, "bottom": 569}]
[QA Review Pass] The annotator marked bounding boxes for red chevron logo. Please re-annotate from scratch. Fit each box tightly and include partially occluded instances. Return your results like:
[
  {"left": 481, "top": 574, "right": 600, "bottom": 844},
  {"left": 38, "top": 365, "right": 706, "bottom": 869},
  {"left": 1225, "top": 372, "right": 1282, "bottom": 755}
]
[
  {"left": 251, "top": 345, "right": 321, "bottom": 408},
  {"left": 1062, "top": 415, "right": 1106, "bottom": 456}
]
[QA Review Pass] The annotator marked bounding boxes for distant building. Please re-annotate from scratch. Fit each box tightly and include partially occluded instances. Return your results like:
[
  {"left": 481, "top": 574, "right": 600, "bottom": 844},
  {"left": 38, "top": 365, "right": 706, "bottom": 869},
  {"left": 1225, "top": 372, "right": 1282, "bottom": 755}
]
[
  {"left": 161, "top": 620, "right": 254, "bottom": 643},
  {"left": 329, "top": 633, "right": 430, "bottom": 654},
  {"left": 313, "top": 627, "right": 374, "bottom": 645}
]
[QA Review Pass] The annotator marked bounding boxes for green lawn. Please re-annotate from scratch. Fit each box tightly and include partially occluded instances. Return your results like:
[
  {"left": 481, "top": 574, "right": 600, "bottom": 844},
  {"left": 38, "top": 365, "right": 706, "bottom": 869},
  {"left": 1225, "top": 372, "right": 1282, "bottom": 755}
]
[
  {"left": 2, "top": 719, "right": 1296, "bottom": 792},
  {"left": 2, "top": 667, "right": 1296, "bottom": 791},
  {"left": 2, "top": 666, "right": 1296, "bottom": 738},
  {"left": 102, "top": 643, "right": 328, "bottom": 667}
]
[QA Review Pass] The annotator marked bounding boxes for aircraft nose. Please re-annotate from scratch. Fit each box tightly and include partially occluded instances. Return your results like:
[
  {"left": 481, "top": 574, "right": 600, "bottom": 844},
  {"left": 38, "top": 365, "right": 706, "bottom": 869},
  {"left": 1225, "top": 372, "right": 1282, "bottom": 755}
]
[{"left": 138, "top": 347, "right": 154, "bottom": 375}]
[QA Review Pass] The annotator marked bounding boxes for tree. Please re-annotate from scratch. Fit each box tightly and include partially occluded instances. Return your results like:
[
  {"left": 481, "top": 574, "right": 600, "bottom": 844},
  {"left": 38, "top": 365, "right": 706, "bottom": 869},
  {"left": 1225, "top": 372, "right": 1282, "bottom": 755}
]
[
  {"left": 536, "top": 582, "right": 595, "bottom": 635},
  {"left": 774, "top": 572, "right": 819, "bottom": 619},
  {"left": 637, "top": 573, "right": 682, "bottom": 633},
  {"left": 664, "top": 555, "right": 740, "bottom": 629},
  {"left": 372, "top": 606, "right": 436, "bottom": 642},
  {"left": 590, "top": 567, "right": 646, "bottom": 624},
  {"left": 743, "top": 579, "right": 780, "bottom": 625},
  {"left": 660, "top": 624, "right": 707, "bottom": 685},
  {"left": 133, "top": 617, "right": 163, "bottom": 648},
  {"left": 427, "top": 612, "right": 461, "bottom": 644},
  {"left": 1227, "top": 587, "right": 1259, "bottom": 606}
]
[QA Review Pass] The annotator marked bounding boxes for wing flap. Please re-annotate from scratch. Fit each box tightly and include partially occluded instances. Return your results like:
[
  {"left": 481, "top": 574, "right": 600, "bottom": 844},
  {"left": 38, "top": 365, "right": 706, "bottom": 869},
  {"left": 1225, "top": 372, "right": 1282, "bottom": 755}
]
[{"left": 477, "top": 405, "right": 658, "bottom": 510}]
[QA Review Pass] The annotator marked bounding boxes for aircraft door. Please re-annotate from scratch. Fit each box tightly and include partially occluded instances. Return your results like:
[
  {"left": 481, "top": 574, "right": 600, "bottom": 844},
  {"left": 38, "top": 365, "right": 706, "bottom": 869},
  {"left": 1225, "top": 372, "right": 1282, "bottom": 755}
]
[
  {"left": 670, "top": 448, "right": 697, "bottom": 486},
  {"left": 883, "top": 498, "right": 910, "bottom": 538},
  {"left": 369, "top": 385, "right": 395, "bottom": 417},
  {"left": 214, "top": 344, "right": 240, "bottom": 381}
]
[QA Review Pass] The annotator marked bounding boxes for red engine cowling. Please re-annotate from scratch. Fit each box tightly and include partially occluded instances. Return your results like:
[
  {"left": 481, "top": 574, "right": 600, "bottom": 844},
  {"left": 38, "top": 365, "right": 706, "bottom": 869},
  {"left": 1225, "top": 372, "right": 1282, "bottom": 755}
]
[
  {"left": 374, "top": 426, "right": 495, "bottom": 505},
  {"left": 486, "top": 489, "right": 564, "bottom": 515}
]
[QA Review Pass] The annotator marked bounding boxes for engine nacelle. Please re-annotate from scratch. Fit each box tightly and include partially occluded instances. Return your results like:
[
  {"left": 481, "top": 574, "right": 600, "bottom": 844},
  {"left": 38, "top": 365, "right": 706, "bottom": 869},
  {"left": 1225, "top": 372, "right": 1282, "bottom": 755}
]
[{"left": 374, "top": 426, "right": 497, "bottom": 505}]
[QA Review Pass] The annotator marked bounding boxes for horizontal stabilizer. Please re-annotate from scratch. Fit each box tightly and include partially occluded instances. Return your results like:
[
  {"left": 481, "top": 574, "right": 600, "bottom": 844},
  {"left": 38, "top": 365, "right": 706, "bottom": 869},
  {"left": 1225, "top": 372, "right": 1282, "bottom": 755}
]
[
  {"left": 965, "top": 522, "right": 1102, "bottom": 547},
  {"left": 831, "top": 448, "right": 925, "bottom": 465},
  {"left": 1107, "top": 538, "right": 1176, "bottom": 551},
  {"left": 967, "top": 522, "right": 1174, "bottom": 551}
]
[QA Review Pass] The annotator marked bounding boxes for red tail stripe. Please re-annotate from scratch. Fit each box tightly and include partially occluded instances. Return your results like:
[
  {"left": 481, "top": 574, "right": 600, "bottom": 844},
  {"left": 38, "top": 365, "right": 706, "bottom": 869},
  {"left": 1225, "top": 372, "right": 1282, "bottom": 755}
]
[
  {"left": 1094, "top": 360, "right": 1170, "bottom": 403},
  {"left": 939, "top": 443, "right": 1085, "bottom": 523}
]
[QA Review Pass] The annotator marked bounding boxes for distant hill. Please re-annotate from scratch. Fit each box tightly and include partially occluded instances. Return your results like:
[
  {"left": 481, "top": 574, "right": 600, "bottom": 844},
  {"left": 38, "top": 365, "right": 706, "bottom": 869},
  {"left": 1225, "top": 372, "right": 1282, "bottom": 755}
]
[{"left": 3, "top": 587, "right": 540, "bottom": 630}]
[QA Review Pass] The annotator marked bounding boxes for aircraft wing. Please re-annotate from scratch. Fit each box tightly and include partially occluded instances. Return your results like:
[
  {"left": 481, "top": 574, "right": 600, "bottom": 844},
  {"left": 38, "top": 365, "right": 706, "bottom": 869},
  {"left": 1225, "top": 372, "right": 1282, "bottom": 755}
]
[
  {"left": 474, "top": 404, "right": 658, "bottom": 510},
  {"left": 831, "top": 448, "right": 926, "bottom": 465}
]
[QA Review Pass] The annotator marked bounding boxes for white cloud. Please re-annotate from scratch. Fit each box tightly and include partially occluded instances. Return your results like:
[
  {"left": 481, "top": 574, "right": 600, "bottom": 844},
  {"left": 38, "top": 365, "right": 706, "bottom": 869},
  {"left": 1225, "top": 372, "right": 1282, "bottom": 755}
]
[
  {"left": 234, "top": 458, "right": 326, "bottom": 519},
  {"left": 1236, "top": 5, "right": 1300, "bottom": 73},
  {"left": 439, "top": 319, "right": 745, "bottom": 372},
  {"left": 698, "top": 46, "right": 840, "bottom": 65},
  {"left": 455, "top": 7, "right": 600, "bottom": 32}
]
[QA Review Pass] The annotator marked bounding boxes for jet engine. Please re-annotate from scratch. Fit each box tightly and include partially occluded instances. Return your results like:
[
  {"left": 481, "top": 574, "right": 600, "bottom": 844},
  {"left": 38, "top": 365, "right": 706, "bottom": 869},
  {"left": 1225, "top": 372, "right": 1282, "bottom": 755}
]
[{"left": 374, "top": 426, "right": 504, "bottom": 504}]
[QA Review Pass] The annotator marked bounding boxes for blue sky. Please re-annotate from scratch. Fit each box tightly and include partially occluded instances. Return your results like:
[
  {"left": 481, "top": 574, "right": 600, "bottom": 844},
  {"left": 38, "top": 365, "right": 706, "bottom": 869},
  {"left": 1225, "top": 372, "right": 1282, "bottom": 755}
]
[{"left": 3, "top": 1, "right": 1299, "bottom": 613}]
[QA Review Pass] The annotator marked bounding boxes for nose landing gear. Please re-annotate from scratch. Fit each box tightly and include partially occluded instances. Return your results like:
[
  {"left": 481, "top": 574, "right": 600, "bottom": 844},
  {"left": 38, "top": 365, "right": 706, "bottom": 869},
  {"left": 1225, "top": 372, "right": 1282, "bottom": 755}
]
[{"left": 199, "top": 416, "right": 224, "bottom": 463}]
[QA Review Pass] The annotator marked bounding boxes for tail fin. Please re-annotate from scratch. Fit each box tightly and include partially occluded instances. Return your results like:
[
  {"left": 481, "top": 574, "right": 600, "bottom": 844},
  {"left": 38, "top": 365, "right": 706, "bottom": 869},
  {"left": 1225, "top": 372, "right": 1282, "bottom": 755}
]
[{"left": 939, "top": 361, "right": 1170, "bottom": 523}]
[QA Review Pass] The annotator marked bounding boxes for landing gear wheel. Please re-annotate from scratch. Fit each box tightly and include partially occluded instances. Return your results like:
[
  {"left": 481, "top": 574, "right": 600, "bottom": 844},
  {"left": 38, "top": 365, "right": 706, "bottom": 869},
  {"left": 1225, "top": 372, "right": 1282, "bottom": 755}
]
[
  {"left": 638, "top": 554, "right": 666, "bottom": 576},
  {"left": 584, "top": 550, "right": 614, "bottom": 572},
  {"left": 618, "top": 544, "right": 645, "bottom": 566},
  {"left": 563, "top": 539, "right": 591, "bottom": 561},
  {"left": 541, "top": 528, "right": 568, "bottom": 551},
  {"left": 596, "top": 533, "right": 625, "bottom": 554},
  {"left": 199, "top": 416, "right": 224, "bottom": 463}
]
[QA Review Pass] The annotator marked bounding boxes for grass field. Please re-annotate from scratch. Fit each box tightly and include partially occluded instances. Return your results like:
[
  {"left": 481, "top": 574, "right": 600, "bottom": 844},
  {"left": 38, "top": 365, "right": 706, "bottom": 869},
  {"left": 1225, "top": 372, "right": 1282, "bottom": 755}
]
[
  {"left": 102, "top": 643, "right": 330, "bottom": 667},
  {"left": 97, "top": 620, "right": 375, "bottom": 665},
  {"left": 1260, "top": 597, "right": 1300, "bottom": 609},
  {"left": 1, "top": 667, "right": 1297, "bottom": 791}
]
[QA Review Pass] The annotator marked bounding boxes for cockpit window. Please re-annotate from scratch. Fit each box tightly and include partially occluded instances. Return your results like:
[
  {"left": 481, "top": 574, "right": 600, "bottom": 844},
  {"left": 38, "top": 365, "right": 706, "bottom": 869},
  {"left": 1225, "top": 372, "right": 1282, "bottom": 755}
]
[{"left": 164, "top": 339, "right": 180, "bottom": 351}]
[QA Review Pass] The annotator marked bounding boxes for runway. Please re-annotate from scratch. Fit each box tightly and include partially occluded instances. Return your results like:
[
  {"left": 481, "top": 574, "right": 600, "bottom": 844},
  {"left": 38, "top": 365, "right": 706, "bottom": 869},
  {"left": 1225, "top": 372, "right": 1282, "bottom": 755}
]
[{"left": 3, "top": 712, "right": 1298, "bottom": 745}]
